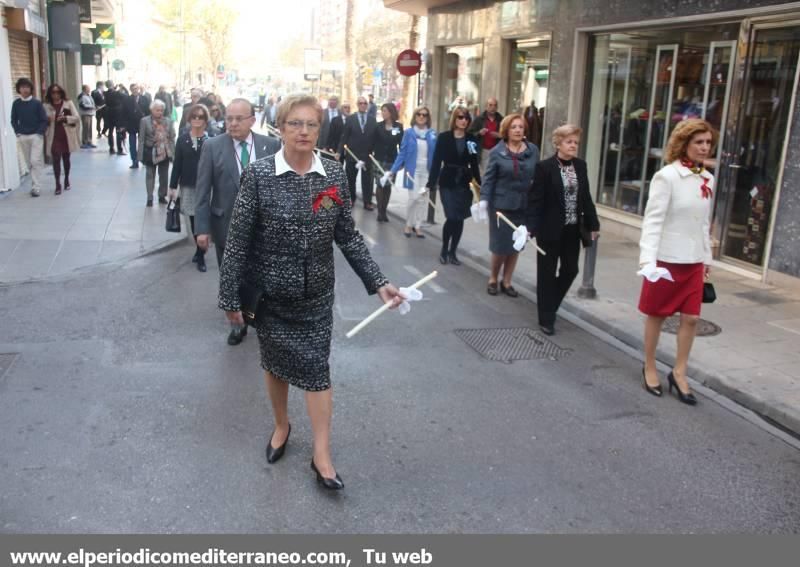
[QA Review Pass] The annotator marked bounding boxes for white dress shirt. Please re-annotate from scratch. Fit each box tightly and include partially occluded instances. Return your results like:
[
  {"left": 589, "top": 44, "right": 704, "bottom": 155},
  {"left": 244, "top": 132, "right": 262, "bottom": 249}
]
[
  {"left": 639, "top": 160, "right": 713, "bottom": 266},
  {"left": 232, "top": 132, "right": 254, "bottom": 175},
  {"left": 274, "top": 147, "right": 327, "bottom": 177}
]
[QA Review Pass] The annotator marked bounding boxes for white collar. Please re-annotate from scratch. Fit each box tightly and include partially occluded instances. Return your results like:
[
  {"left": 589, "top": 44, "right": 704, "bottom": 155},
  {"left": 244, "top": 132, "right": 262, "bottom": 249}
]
[
  {"left": 232, "top": 132, "right": 253, "bottom": 147},
  {"left": 274, "top": 147, "right": 327, "bottom": 177},
  {"left": 20, "top": 96, "right": 33, "bottom": 102}
]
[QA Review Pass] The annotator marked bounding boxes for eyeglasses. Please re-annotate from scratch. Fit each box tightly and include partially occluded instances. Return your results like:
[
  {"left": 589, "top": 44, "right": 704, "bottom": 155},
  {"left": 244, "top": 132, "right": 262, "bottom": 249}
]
[
  {"left": 226, "top": 115, "right": 254, "bottom": 123},
  {"left": 416, "top": 112, "right": 429, "bottom": 117},
  {"left": 284, "top": 120, "right": 320, "bottom": 131},
  {"left": 190, "top": 114, "right": 207, "bottom": 120},
  {"left": 455, "top": 115, "right": 468, "bottom": 120},
  {"left": 358, "top": 101, "right": 368, "bottom": 106}
]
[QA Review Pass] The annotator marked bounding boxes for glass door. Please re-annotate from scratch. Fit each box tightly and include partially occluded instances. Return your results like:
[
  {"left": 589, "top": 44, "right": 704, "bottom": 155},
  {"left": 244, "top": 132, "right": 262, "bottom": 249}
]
[
  {"left": 597, "top": 44, "right": 632, "bottom": 209},
  {"left": 719, "top": 25, "right": 800, "bottom": 267},
  {"left": 508, "top": 36, "right": 551, "bottom": 150}
]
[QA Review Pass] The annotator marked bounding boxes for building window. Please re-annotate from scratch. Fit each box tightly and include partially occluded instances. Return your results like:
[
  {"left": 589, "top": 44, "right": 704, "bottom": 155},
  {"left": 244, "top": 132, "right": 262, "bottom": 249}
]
[
  {"left": 508, "top": 36, "right": 551, "bottom": 149},
  {"left": 440, "top": 44, "right": 483, "bottom": 130},
  {"left": 583, "top": 25, "right": 739, "bottom": 216}
]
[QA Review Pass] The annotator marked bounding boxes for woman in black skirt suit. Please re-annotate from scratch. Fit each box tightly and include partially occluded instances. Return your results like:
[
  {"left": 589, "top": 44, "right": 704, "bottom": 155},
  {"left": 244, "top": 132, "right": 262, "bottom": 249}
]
[
  {"left": 427, "top": 108, "right": 481, "bottom": 265},
  {"left": 528, "top": 124, "right": 599, "bottom": 336},
  {"left": 219, "top": 95, "right": 404, "bottom": 490},
  {"left": 372, "top": 102, "right": 403, "bottom": 222}
]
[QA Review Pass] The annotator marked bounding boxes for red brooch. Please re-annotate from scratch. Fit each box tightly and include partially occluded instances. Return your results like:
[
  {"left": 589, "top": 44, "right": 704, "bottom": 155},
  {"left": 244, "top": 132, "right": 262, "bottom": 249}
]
[
  {"left": 680, "top": 158, "right": 713, "bottom": 200},
  {"left": 313, "top": 186, "right": 343, "bottom": 212}
]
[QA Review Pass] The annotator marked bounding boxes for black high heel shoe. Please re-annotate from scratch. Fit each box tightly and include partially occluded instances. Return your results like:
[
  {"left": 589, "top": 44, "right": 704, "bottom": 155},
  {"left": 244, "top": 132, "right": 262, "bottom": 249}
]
[
  {"left": 311, "top": 458, "right": 344, "bottom": 490},
  {"left": 667, "top": 371, "right": 697, "bottom": 405},
  {"left": 642, "top": 367, "right": 662, "bottom": 397},
  {"left": 266, "top": 423, "right": 291, "bottom": 464}
]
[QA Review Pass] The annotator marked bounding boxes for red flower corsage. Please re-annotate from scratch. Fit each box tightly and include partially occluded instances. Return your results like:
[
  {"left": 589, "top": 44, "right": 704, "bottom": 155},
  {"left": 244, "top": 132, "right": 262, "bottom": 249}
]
[
  {"left": 680, "top": 158, "right": 713, "bottom": 199},
  {"left": 312, "top": 186, "right": 343, "bottom": 213}
]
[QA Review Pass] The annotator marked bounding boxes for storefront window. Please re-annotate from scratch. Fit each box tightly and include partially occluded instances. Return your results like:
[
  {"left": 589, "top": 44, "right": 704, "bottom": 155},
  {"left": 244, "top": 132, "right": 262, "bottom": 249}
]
[
  {"left": 508, "top": 37, "right": 550, "bottom": 149},
  {"left": 584, "top": 25, "right": 739, "bottom": 215},
  {"left": 440, "top": 44, "right": 483, "bottom": 130}
]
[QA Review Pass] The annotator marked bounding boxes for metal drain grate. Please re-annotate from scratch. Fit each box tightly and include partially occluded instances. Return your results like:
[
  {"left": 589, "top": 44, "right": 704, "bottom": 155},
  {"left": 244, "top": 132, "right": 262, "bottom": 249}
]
[
  {"left": 0, "top": 353, "right": 19, "bottom": 383},
  {"left": 455, "top": 328, "right": 572, "bottom": 364},
  {"left": 662, "top": 317, "right": 722, "bottom": 337}
]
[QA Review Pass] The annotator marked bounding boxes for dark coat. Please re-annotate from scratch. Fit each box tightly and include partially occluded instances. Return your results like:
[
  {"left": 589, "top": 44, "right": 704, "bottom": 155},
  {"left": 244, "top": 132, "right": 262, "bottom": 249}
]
[
  {"left": 480, "top": 140, "right": 538, "bottom": 211},
  {"left": 104, "top": 88, "right": 123, "bottom": 127},
  {"left": 527, "top": 155, "right": 600, "bottom": 242},
  {"left": 339, "top": 112, "right": 377, "bottom": 161},
  {"left": 123, "top": 94, "right": 149, "bottom": 132},
  {"left": 427, "top": 130, "right": 481, "bottom": 189},
  {"left": 372, "top": 121, "right": 403, "bottom": 164},
  {"left": 169, "top": 132, "right": 208, "bottom": 189}
]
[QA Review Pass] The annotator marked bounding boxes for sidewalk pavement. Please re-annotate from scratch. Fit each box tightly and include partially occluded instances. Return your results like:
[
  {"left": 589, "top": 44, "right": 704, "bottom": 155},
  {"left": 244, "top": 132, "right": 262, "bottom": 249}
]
[
  {"left": 0, "top": 138, "right": 185, "bottom": 283},
  {"left": 383, "top": 186, "right": 800, "bottom": 435}
]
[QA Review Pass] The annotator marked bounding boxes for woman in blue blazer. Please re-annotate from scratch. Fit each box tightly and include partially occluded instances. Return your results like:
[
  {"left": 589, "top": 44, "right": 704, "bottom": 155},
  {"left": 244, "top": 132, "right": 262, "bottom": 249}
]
[{"left": 388, "top": 106, "right": 437, "bottom": 237}]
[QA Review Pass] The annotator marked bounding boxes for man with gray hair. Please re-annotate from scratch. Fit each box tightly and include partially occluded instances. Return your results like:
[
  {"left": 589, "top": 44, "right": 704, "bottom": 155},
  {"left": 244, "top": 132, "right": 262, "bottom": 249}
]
[{"left": 468, "top": 97, "right": 504, "bottom": 172}]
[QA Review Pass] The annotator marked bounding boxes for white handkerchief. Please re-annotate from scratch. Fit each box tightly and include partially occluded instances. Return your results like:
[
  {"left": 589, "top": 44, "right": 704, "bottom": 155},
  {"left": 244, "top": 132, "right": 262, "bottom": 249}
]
[
  {"left": 397, "top": 286, "right": 423, "bottom": 315},
  {"left": 356, "top": 160, "right": 365, "bottom": 171},
  {"left": 637, "top": 263, "right": 674, "bottom": 282},
  {"left": 512, "top": 224, "right": 528, "bottom": 252},
  {"left": 470, "top": 203, "right": 481, "bottom": 223},
  {"left": 417, "top": 186, "right": 428, "bottom": 196}
]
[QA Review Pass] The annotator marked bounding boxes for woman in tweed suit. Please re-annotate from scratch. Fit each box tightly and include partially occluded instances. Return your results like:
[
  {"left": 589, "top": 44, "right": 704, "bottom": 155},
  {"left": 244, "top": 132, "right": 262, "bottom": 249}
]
[{"left": 219, "top": 95, "right": 404, "bottom": 490}]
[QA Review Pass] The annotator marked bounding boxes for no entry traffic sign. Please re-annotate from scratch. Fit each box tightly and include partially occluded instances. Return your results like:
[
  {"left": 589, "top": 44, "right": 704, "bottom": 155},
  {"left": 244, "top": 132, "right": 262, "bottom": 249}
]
[{"left": 396, "top": 49, "right": 422, "bottom": 77}]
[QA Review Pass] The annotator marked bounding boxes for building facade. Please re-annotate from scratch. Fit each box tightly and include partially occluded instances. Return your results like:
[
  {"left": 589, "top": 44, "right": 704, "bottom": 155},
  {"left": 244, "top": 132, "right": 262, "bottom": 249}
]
[{"left": 386, "top": 0, "right": 800, "bottom": 287}]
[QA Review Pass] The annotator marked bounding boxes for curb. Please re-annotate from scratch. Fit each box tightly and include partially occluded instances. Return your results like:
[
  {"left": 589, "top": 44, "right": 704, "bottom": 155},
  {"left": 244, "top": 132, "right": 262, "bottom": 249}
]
[{"left": 384, "top": 206, "right": 800, "bottom": 437}]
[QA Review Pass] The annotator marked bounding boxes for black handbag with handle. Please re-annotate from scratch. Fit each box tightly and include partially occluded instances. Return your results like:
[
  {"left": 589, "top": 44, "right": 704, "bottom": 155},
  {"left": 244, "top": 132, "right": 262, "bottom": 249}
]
[
  {"left": 239, "top": 281, "right": 266, "bottom": 327},
  {"left": 702, "top": 282, "right": 717, "bottom": 304},
  {"left": 165, "top": 198, "right": 181, "bottom": 232}
]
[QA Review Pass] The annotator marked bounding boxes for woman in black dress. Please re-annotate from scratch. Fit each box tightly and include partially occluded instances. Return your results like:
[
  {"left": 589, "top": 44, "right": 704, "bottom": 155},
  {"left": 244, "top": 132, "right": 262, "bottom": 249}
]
[
  {"left": 371, "top": 103, "right": 403, "bottom": 222},
  {"left": 427, "top": 108, "right": 481, "bottom": 265},
  {"left": 219, "top": 94, "right": 404, "bottom": 490}
]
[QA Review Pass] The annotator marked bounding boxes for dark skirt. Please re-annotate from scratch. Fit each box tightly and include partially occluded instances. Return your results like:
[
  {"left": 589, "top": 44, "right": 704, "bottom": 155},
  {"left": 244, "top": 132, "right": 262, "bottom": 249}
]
[
  {"left": 489, "top": 207, "right": 525, "bottom": 255},
  {"left": 51, "top": 123, "right": 69, "bottom": 155},
  {"left": 440, "top": 185, "right": 473, "bottom": 221},
  {"left": 256, "top": 292, "right": 334, "bottom": 391},
  {"left": 638, "top": 261, "right": 704, "bottom": 317}
]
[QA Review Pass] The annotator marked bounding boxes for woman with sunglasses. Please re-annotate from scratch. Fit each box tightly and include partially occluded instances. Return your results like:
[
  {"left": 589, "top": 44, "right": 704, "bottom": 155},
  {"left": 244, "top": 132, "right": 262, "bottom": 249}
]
[
  {"left": 44, "top": 84, "right": 81, "bottom": 195},
  {"left": 387, "top": 106, "right": 437, "bottom": 237},
  {"left": 427, "top": 108, "right": 481, "bottom": 264},
  {"left": 168, "top": 104, "right": 214, "bottom": 272}
]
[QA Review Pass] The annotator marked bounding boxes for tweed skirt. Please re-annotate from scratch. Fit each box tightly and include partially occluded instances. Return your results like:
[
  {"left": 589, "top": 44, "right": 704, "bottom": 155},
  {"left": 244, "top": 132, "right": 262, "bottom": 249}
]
[
  {"left": 178, "top": 184, "right": 198, "bottom": 216},
  {"left": 440, "top": 185, "right": 473, "bottom": 221},
  {"left": 255, "top": 292, "right": 334, "bottom": 391},
  {"left": 489, "top": 207, "right": 525, "bottom": 255}
]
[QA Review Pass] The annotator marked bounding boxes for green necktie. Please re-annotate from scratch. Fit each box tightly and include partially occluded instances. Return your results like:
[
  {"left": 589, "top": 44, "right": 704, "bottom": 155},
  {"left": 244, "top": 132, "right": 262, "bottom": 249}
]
[{"left": 240, "top": 141, "right": 250, "bottom": 168}]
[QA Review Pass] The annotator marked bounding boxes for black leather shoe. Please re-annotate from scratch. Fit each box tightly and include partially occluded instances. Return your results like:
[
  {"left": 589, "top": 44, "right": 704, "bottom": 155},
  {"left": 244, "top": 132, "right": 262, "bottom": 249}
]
[
  {"left": 487, "top": 282, "right": 499, "bottom": 296},
  {"left": 227, "top": 326, "right": 247, "bottom": 346},
  {"left": 448, "top": 253, "right": 461, "bottom": 266},
  {"left": 500, "top": 282, "right": 519, "bottom": 297},
  {"left": 439, "top": 252, "right": 448, "bottom": 265},
  {"left": 197, "top": 255, "right": 207, "bottom": 272},
  {"left": 667, "top": 371, "right": 697, "bottom": 405},
  {"left": 539, "top": 324, "right": 555, "bottom": 336},
  {"left": 158, "top": 197, "right": 168, "bottom": 204},
  {"left": 146, "top": 199, "right": 153, "bottom": 207},
  {"left": 642, "top": 367, "right": 663, "bottom": 397},
  {"left": 266, "top": 423, "right": 291, "bottom": 464},
  {"left": 311, "top": 458, "right": 344, "bottom": 490}
]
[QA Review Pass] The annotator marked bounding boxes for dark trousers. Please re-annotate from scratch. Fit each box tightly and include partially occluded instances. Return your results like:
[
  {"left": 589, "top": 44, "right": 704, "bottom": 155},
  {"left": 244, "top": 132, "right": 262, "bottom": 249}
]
[
  {"left": 345, "top": 159, "right": 373, "bottom": 206},
  {"left": 108, "top": 127, "right": 124, "bottom": 153},
  {"left": 96, "top": 108, "right": 104, "bottom": 134},
  {"left": 536, "top": 224, "right": 581, "bottom": 327},
  {"left": 129, "top": 130, "right": 138, "bottom": 164}
]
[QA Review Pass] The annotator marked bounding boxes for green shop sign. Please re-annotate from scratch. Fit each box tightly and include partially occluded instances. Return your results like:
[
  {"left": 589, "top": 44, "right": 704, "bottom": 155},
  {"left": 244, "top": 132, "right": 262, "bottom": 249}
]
[{"left": 93, "top": 24, "right": 115, "bottom": 47}]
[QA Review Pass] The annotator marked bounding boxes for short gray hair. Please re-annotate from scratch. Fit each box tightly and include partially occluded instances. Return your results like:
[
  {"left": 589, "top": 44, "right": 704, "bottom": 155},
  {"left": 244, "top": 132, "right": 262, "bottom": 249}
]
[
  {"left": 150, "top": 99, "right": 166, "bottom": 111},
  {"left": 276, "top": 94, "right": 323, "bottom": 128}
]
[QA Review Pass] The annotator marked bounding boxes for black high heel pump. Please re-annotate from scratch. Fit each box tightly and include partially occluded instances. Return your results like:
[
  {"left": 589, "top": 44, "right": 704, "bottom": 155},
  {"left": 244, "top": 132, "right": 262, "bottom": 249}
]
[
  {"left": 642, "top": 367, "right": 662, "bottom": 397},
  {"left": 311, "top": 458, "right": 344, "bottom": 490},
  {"left": 667, "top": 371, "right": 697, "bottom": 406}
]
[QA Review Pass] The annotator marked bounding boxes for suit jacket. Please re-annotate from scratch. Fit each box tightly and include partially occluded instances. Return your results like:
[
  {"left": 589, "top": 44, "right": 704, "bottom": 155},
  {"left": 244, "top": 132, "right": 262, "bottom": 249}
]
[
  {"left": 639, "top": 161, "right": 712, "bottom": 265},
  {"left": 339, "top": 112, "right": 377, "bottom": 161},
  {"left": 318, "top": 109, "right": 339, "bottom": 150},
  {"left": 527, "top": 155, "right": 600, "bottom": 242},
  {"left": 104, "top": 89, "right": 122, "bottom": 126},
  {"left": 194, "top": 132, "right": 281, "bottom": 249},
  {"left": 123, "top": 94, "right": 148, "bottom": 131},
  {"left": 427, "top": 130, "right": 481, "bottom": 189}
]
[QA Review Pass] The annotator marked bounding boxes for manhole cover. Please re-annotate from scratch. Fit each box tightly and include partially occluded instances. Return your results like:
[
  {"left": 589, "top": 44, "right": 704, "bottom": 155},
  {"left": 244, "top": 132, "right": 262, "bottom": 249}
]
[
  {"left": 455, "top": 327, "right": 572, "bottom": 363},
  {"left": 0, "top": 353, "right": 19, "bottom": 382},
  {"left": 662, "top": 317, "right": 721, "bottom": 337}
]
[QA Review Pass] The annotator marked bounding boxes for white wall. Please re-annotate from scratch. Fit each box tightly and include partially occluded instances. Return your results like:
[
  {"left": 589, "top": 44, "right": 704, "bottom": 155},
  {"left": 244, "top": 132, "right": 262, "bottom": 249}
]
[{"left": 0, "top": 25, "right": 22, "bottom": 191}]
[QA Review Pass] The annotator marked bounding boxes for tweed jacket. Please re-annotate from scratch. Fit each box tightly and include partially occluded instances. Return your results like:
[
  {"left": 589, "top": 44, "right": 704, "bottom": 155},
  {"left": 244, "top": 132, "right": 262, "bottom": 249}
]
[
  {"left": 527, "top": 155, "right": 600, "bottom": 241},
  {"left": 639, "top": 160, "right": 713, "bottom": 265},
  {"left": 218, "top": 153, "right": 388, "bottom": 310},
  {"left": 44, "top": 101, "right": 81, "bottom": 157},
  {"left": 194, "top": 132, "right": 281, "bottom": 250},
  {"left": 480, "top": 140, "right": 538, "bottom": 211}
]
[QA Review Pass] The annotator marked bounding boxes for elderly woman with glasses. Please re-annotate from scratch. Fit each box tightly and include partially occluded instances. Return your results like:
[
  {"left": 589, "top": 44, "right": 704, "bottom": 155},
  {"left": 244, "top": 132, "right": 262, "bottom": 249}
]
[
  {"left": 168, "top": 103, "right": 215, "bottom": 272},
  {"left": 387, "top": 106, "right": 437, "bottom": 237},
  {"left": 427, "top": 108, "right": 481, "bottom": 265},
  {"left": 218, "top": 94, "right": 404, "bottom": 491},
  {"left": 139, "top": 99, "right": 176, "bottom": 207},
  {"left": 44, "top": 84, "right": 81, "bottom": 195}
]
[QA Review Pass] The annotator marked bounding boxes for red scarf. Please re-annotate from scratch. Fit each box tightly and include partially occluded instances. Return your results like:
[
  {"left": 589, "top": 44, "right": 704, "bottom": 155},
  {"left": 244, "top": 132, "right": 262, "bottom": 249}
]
[
  {"left": 312, "top": 186, "right": 343, "bottom": 213},
  {"left": 680, "top": 158, "right": 712, "bottom": 199}
]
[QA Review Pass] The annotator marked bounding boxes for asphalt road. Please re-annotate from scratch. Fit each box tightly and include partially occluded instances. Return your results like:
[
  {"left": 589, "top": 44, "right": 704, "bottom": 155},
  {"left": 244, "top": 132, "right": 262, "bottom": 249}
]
[{"left": 1, "top": 208, "right": 799, "bottom": 533}]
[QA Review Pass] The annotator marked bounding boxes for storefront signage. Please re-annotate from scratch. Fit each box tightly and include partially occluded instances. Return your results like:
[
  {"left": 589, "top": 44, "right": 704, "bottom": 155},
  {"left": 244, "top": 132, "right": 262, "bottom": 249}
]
[
  {"left": 92, "top": 24, "right": 115, "bottom": 47},
  {"left": 112, "top": 59, "right": 125, "bottom": 71},
  {"left": 80, "top": 44, "right": 102, "bottom": 66},
  {"left": 3, "top": 8, "right": 47, "bottom": 38},
  {"left": 396, "top": 49, "right": 422, "bottom": 77}
]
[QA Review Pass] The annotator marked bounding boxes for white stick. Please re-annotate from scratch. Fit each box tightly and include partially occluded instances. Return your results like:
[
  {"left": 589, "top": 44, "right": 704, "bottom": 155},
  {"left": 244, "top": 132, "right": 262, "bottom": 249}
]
[
  {"left": 343, "top": 144, "right": 360, "bottom": 163},
  {"left": 317, "top": 148, "right": 337, "bottom": 159},
  {"left": 368, "top": 154, "right": 386, "bottom": 175},
  {"left": 265, "top": 124, "right": 281, "bottom": 138},
  {"left": 346, "top": 271, "right": 439, "bottom": 339},
  {"left": 495, "top": 211, "right": 546, "bottom": 255},
  {"left": 469, "top": 180, "right": 481, "bottom": 204}
]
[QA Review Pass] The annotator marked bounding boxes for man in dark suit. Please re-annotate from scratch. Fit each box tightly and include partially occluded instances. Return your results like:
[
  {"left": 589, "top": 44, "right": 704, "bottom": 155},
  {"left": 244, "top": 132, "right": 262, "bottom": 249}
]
[
  {"left": 339, "top": 96, "right": 378, "bottom": 209},
  {"left": 124, "top": 84, "right": 150, "bottom": 168},
  {"left": 195, "top": 98, "right": 281, "bottom": 346},
  {"left": 103, "top": 80, "right": 124, "bottom": 154},
  {"left": 318, "top": 95, "right": 342, "bottom": 154},
  {"left": 91, "top": 81, "right": 105, "bottom": 138}
]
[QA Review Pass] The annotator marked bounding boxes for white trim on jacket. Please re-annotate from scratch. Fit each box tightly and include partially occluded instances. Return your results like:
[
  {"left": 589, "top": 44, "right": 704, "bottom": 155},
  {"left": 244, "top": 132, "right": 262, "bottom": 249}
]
[{"left": 639, "top": 160, "right": 713, "bottom": 266}]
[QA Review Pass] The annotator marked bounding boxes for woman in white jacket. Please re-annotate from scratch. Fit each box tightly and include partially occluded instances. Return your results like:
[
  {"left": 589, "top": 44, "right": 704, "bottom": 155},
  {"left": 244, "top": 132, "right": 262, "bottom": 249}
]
[{"left": 638, "top": 119, "right": 717, "bottom": 405}]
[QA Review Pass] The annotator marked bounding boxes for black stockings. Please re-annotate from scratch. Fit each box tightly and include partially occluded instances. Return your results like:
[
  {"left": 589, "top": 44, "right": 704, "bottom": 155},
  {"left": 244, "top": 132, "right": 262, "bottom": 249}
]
[
  {"left": 52, "top": 152, "right": 71, "bottom": 187},
  {"left": 442, "top": 219, "right": 464, "bottom": 255}
]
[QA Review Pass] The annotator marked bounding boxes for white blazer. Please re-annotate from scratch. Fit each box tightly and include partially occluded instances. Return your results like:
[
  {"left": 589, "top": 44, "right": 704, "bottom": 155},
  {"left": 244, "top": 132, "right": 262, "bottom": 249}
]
[{"left": 639, "top": 161, "right": 713, "bottom": 266}]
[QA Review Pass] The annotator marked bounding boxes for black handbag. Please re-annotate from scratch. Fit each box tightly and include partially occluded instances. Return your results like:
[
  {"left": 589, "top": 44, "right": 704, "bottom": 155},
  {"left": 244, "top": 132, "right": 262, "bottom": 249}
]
[
  {"left": 239, "top": 282, "right": 265, "bottom": 327},
  {"left": 703, "top": 282, "right": 717, "bottom": 304},
  {"left": 165, "top": 199, "right": 181, "bottom": 232}
]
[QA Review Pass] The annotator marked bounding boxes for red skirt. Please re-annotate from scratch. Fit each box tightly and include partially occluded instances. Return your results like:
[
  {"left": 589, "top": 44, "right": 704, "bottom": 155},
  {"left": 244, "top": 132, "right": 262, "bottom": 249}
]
[{"left": 638, "top": 261, "right": 704, "bottom": 317}]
